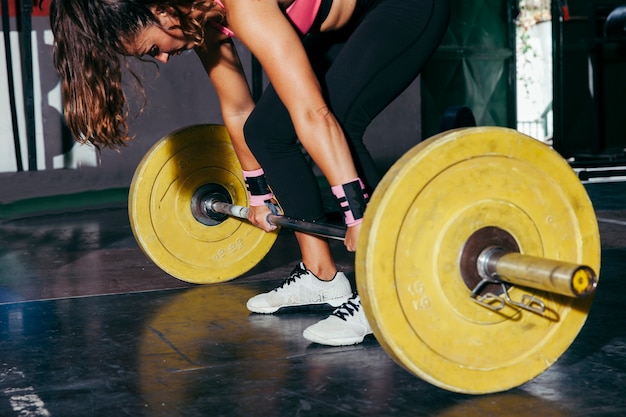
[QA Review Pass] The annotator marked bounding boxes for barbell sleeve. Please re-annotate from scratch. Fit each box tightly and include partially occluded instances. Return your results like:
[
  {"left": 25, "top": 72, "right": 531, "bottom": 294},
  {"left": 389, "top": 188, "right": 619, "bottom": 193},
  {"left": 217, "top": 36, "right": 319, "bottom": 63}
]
[{"left": 477, "top": 247, "right": 598, "bottom": 298}]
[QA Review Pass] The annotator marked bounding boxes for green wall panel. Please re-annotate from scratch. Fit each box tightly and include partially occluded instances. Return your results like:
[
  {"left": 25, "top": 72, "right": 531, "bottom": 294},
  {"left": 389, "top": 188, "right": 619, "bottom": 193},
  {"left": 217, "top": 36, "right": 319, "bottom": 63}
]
[{"left": 421, "top": 0, "right": 517, "bottom": 139}]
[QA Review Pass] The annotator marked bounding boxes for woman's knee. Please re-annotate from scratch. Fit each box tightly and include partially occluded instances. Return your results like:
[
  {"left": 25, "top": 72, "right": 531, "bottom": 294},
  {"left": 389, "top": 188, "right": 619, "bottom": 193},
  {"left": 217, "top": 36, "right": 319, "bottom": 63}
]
[{"left": 242, "top": 112, "right": 267, "bottom": 156}]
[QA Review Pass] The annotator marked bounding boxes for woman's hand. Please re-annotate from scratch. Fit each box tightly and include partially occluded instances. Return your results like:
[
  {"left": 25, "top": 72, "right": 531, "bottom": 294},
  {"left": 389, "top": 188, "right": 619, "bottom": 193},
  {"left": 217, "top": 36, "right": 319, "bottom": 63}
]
[
  {"left": 344, "top": 222, "right": 361, "bottom": 252},
  {"left": 247, "top": 204, "right": 278, "bottom": 233}
]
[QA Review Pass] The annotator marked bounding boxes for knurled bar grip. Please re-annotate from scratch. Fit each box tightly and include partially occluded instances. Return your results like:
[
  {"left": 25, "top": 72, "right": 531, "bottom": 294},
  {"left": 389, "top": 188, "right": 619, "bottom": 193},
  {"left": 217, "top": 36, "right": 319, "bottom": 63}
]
[{"left": 207, "top": 200, "right": 347, "bottom": 241}]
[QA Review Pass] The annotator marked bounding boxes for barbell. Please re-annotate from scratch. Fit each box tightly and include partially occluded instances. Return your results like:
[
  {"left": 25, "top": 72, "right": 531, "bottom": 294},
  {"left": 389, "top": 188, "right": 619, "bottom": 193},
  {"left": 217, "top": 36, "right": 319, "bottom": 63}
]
[{"left": 128, "top": 124, "right": 601, "bottom": 394}]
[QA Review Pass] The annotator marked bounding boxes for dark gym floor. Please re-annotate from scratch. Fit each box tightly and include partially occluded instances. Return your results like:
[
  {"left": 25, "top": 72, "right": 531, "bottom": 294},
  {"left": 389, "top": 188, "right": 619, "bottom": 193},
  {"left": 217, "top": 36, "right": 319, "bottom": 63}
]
[{"left": 1, "top": 181, "right": 625, "bottom": 417}]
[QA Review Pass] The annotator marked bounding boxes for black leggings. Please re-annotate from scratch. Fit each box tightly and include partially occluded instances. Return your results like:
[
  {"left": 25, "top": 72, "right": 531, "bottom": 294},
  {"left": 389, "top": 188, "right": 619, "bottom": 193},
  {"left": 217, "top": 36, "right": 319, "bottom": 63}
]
[{"left": 243, "top": 0, "right": 450, "bottom": 221}]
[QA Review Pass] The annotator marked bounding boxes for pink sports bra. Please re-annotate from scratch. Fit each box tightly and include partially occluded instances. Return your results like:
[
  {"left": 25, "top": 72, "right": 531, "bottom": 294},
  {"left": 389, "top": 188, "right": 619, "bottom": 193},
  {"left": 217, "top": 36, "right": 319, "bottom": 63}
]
[{"left": 212, "top": 0, "right": 323, "bottom": 37}]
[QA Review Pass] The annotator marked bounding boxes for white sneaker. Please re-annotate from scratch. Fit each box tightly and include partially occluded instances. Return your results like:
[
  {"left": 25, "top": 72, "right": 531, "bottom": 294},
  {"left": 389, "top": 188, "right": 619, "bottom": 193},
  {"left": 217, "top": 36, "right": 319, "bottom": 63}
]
[
  {"left": 246, "top": 263, "right": 353, "bottom": 314},
  {"left": 302, "top": 293, "right": 373, "bottom": 346}
]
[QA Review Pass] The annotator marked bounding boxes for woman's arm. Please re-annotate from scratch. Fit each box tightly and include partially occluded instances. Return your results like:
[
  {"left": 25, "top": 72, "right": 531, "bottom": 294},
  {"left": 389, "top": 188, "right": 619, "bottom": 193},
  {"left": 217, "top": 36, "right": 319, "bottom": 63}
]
[
  {"left": 194, "top": 29, "right": 259, "bottom": 170},
  {"left": 224, "top": 0, "right": 359, "bottom": 187},
  {"left": 224, "top": 0, "right": 362, "bottom": 250},
  {"left": 195, "top": 29, "right": 278, "bottom": 231}
]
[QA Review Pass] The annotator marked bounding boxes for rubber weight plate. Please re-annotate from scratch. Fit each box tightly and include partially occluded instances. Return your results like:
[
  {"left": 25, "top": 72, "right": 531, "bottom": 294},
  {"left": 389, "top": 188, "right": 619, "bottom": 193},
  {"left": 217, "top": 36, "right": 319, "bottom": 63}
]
[
  {"left": 356, "top": 127, "right": 601, "bottom": 394},
  {"left": 128, "top": 125, "right": 278, "bottom": 283}
]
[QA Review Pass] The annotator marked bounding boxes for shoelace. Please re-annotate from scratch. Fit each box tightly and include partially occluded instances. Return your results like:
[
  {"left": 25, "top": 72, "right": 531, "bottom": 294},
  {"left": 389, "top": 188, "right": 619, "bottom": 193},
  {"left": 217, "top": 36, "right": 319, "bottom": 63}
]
[
  {"left": 273, "top": 265, "right": 309, "bottom": 291},
  {"left": 331, "top": 296, "right": 360, "bottom": 321}
]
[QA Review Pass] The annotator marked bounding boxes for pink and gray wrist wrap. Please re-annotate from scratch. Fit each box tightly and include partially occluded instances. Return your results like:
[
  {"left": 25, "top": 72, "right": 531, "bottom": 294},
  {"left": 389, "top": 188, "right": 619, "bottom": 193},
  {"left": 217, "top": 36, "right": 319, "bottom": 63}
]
[
  {"left": 243, "top": 169, "right": 274, "bottom": 207},
  {"left": 331, "top": 178, "right": 369, "bottom": 227}
]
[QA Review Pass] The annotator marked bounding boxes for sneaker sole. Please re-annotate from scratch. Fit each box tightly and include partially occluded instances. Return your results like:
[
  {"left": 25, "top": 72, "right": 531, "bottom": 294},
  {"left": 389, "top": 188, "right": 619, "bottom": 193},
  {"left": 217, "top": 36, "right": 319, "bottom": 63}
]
[
  {"left": 247, "top": 295, "right": 351, "bottom": 314},
  {"left": 302, "top": 329, "right": 372, "bottom": 346}
]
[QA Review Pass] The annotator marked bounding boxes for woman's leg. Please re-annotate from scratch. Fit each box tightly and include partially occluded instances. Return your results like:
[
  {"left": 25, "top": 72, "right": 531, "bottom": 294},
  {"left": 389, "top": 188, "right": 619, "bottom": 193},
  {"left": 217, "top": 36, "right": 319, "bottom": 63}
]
[
  {"left": 244, "top": 84, "right": 339, "bottom": 279},
  {"left": 302, "top": 0, "right": 451, "bottom": 346},
  {"left": 323, "top": 0, "right": 451, "bottom": 190},
  {"left": 246, "top": 0, "right": 450, "bottom": 211},
  {"left": 243, "top": 86, "right": 324, "bottom": 221},
  {"left": 245, "top": 0, "right": 450, "bottom": 324},
  {"left": 244, "top": 75, "right": 352, "bottom": 315},
  {"left": 295, "top": 233, "right": 337, "bottom": 279}
]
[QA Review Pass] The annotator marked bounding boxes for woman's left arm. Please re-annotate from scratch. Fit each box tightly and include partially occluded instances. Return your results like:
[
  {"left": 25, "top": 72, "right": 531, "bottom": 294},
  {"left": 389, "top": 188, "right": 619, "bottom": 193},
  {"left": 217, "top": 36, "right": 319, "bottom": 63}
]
[
  {"left": 225, "top": 0, "right": 358, "bottom": 187},
  {"left": 225, "top": 0, "right": 362, "bottom": 250}
]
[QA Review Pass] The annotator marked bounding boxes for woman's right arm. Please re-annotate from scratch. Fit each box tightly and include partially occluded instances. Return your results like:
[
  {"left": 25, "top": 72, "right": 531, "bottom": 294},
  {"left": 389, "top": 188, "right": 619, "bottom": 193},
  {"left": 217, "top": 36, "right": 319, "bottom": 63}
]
[
  {"left": 194, "top": 29, "right": 259, "bottom": 170},
  {"left": 194, "top": 29, "right": 277, "bottom": 231}
]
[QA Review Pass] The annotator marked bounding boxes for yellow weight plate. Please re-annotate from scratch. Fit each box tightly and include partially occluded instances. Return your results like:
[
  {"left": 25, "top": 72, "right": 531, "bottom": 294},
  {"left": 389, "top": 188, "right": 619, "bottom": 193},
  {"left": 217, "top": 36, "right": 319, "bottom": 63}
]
[
  {"left": 356, "top": 127, "right": 600, "bottom": 394},
  {"left": 129, "top": 125, "right": 278, "bottom": 284}
]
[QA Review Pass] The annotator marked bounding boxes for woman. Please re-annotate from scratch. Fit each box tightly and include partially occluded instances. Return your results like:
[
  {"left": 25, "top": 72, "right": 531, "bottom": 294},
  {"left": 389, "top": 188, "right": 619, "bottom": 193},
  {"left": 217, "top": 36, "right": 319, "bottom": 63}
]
[{"left": 49, "top": 0, "right": 450, "bottom": 346}]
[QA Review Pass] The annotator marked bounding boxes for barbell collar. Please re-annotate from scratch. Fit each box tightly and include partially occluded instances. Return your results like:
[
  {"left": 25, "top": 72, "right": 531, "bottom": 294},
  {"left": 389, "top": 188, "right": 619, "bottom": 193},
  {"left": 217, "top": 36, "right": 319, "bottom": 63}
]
[
  {"left": 207, "top": 200, "right": 347, "bottom": 241},
  {"left": 477, "top": 247, "right": 598, "bottom": 298}
]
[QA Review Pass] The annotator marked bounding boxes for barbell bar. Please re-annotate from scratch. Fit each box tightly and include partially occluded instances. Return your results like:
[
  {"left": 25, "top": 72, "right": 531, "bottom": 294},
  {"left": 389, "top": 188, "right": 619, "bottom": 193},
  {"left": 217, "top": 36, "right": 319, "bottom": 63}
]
[
  {"left": 206, "top": 200, "right": 346, "bottom": 241},
  {"left": 206, "top": 199, "right": 597, "bottom": 299},
  {"left": 129, "top": 124, "right": 601, "bottom": 394}
]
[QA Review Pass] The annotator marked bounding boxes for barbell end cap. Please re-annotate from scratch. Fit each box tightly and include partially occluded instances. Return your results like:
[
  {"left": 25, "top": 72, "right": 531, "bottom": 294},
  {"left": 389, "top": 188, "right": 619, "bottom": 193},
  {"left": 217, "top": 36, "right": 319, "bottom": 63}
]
[{"left": 571, "top": 266, "right": 598, "bottom": 297}]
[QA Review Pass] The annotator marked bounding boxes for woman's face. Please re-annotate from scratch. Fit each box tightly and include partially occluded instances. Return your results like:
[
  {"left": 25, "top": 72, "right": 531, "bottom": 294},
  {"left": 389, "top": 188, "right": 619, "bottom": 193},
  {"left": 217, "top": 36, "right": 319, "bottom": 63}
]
[{"left": 130, "top": 8, "right": 194, "bottom": 63}]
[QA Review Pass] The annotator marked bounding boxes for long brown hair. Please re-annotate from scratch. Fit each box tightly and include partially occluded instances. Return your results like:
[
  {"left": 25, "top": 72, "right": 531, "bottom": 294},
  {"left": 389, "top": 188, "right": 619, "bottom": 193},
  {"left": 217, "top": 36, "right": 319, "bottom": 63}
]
[{"left": 48, "top": 0, "right": 222, "bottom": 149}]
